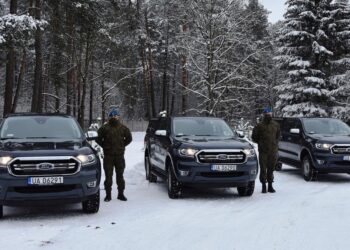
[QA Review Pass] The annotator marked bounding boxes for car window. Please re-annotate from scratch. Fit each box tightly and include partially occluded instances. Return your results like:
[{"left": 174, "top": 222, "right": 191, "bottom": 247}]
[
  {"left": 303, "top": 119, "right": 350, "bottom": 135},
  {"left": 173, "top": 118, "right": 234, "bottom": 137},
  {"left": 0, "top": 116, "right": 82, "bottom": 139}
]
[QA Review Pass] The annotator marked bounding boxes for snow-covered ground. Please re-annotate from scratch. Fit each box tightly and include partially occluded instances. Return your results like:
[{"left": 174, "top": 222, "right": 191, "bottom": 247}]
[{"left": 2, "top": 132, "right": 350, "bottom": 250}]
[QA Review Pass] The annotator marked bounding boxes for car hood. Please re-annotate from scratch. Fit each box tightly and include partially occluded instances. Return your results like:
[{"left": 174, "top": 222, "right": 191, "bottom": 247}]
[
  {"left": 307, "top": 134, "right": 350, "bottom": 144},
  {"left": 0, "top": 139, "right": 93, "bottom": 157},
  {"left": 175, "top": 136, "right": 252, "bottom": 149}
]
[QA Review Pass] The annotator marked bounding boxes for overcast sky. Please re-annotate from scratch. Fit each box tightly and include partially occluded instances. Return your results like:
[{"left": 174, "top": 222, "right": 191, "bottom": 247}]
[{"left": 259, "top": 0, "right": 286, "bottom": 23}]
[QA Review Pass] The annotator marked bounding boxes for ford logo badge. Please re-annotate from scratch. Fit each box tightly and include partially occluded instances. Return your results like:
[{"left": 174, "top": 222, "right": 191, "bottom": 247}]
[
  {"left": 36, "top": 162, "right": 55, "bottom": 170},
  {"left": 217, "top": 154, "right": 228, "bottom": 160}
]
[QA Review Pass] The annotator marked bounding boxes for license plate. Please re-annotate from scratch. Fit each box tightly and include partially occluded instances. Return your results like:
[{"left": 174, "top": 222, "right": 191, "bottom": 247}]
[
  {"left": 211, "top": 165, "right": 237, "bottom": 172},
  {"left": 344, "top": 156, "right": 350, "bottom": 161},
  {"left": 28, "top": 177, "right": 64, "bottom": 185}
]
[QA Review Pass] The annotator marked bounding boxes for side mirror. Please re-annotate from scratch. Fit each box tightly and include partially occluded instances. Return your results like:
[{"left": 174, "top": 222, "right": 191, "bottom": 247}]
[
  {"left": 290, "top": 128, "right": 300, "bottom": 134},
  {"left": 155, "top": 130, "right": 167, "bottom": 136},
  {"left": 86, "top": 131, "right": 98, "bottom": 141},
  {"left": 236, "top": 131, "right": 245, "bottom": 138}
]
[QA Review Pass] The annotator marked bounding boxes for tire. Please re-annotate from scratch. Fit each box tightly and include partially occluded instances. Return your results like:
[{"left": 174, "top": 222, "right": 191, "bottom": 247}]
[
  {"left": 167, "top": 166, "right": 182, "bottom": 199},
  {"left": 145, "top": 155, "right": 157, "bottom": 183},
  {"left": 275, "top": 161, "right": 283, "bottom": 171},
  {"left": 302, "top": 155, "right": 316, "bottom": 182},
  {"left": 0, "top": 205, "right": 3, "bottom": 219},
  {"left": 82, "top": 189, "right": 100, "bottom": 214},
  {"left": 237, "top": 181, "right": 255, "bottom": 197}
]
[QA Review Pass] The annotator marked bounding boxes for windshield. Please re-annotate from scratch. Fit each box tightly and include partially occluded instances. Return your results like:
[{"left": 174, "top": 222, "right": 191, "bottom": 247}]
[
  {"left": 173, "top": 118, "right": 234, "bottom": 137},
  {"left": 0, "top": 116, "right": 83, "bottom": 139},
  {"left": 303, "top": 118, "right": 350, "bottom": 135}
]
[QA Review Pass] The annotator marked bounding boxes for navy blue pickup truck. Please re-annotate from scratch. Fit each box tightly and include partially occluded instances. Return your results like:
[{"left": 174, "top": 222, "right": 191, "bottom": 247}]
[
  {"left": 0, "top": 114, "right": 101, "bottom": 218},
  {"left": 144, "top": 116, "right": 258, "bottom": 198},
  {"left": 275, "top": 117, "right": 350, "bottom": 181}
]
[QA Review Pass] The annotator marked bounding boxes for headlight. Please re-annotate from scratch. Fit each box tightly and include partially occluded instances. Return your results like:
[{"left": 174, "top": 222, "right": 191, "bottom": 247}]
[
  {"left": 315, "top": 143, "right": 333, "bottom": 151},
  {"left": 0, "top": 156, "right": 12, "bottom": 167},
  {"left": 243, "top": 149, "right": 256, "bottom": 158},
  {"left": 77, "top": 154, "right": 96, "bottom": 166},
  {"left": 179, "top": 148, "right": 199, "bottom": 157}
]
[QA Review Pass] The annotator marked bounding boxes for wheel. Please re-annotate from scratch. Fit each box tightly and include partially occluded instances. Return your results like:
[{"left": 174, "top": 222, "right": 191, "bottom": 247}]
[
  {"left": 0, "top": 205, "right": 3, "bottom": 219},
  {"left": 82, "top": 189, "right": 100, "bottom": 214},
  {"left": 275, "top": 161, "right": 282, "bottom": 171},
  {"left": 167, "top": 166, "right": 182, "bottom": 199},
  {"left": 145, "top": 155, "right": 157, "bottom": 183},
  {"left": 237, "top": 181, "right": 255, "bottom": 197},
  {"left": 302, "top": 155, "right": 316, "bottom": 181}
]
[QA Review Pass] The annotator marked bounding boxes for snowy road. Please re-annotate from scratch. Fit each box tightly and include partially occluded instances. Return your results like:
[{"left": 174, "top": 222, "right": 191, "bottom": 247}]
[{"left": 2, "top": 132, "right": 350, "bottom": 250}]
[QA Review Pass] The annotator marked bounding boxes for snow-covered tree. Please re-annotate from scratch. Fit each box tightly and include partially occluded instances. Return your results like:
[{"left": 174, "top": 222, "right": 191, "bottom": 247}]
[
  {"left": 327, "top": 0, "right": 350, "bottom": 119},
  {"left": 275, "top": 0, "right": 330, "bottom": 117},
  {"left": 275, "top": 0, "right": 350, "bottom": 119}
]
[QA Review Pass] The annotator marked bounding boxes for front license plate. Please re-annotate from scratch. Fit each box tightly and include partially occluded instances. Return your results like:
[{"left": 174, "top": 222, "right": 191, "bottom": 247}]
[
  {"left": 344, "top": 156, "right": 350, "bottom": 161},
  {"left": 211, "top": 165, "right": 237, "bottom": 172},
  {"left": 28, "top": 177, "right": 64, "bottom": 185}
]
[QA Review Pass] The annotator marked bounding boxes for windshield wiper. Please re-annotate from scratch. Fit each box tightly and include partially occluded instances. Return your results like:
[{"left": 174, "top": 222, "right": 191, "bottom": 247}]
[
  {"left": 0, "top": 137, "right": 24, "bottom": 140},
  {"left": 25, "top": 137, "right": 61, "bottom": 139},
  {"left": 175, "top": 134, "right": 192, "bottom": 137},
  {"left": 195, "top": 135, "right": 216, "bottom": 137}
]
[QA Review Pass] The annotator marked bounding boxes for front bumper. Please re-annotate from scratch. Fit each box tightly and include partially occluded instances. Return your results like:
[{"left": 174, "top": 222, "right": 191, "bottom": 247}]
[
  {"left": 174, "top": 157, "right": 258, "bottom": 188},
  {"left": 311, "top": 151, "right": 350, "bottom": 173},
  {"left": 0, "top": 164, "right": 101, "bottom": 207}
]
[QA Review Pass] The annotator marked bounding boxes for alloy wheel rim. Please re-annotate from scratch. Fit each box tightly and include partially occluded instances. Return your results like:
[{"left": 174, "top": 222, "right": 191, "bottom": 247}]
[
  {"left": 304, "top": 159, "right": 310, "bottom": 176},
  {"left": 145, "top": 157, "right": 150, "bottom": 178}
]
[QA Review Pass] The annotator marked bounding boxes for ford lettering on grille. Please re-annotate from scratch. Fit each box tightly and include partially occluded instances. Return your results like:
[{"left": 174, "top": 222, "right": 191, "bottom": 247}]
[
  {"left": 36, "top": 163, "right": 55, "bottom": 170},
  {"left": 217, "top": 154, "right": 228, "bottom": 160}
]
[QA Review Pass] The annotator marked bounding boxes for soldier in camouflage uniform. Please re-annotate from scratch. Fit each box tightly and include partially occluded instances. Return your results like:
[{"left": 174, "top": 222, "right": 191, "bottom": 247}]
[
  {"left": 252, "top": 107, "right": 281, "bottom": 193},
  {"left": 96, "top": 109, "right": 132, "bottom": 202}
]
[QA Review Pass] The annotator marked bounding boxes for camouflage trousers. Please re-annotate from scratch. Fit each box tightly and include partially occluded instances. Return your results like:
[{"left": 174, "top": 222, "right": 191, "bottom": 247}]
[
  {"left": 103, "top": 154, "right": 126, "bottom": 192},
  {"left": 259, "top": 152, "right": 277, "bottom": 184}
]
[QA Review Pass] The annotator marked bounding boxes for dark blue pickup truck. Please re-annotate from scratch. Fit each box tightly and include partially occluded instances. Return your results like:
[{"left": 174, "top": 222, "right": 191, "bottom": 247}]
[
  {"left": 144, "top": 116, "right": 258, "bottom": 198},
  {"left": 275, "top": 117, "right": 350, "bottom": 181},
  {"left": 0, "top": 114, "right": 101, "bottom": 218}
]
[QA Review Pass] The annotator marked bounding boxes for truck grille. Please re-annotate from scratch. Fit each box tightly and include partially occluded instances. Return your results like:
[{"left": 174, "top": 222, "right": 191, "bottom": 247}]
[
  {"left": 332, "top": 145, "right": 350, "bottom": 154},
  {"left": 197, "top": 151, "right": 246, "bottom": 164},
  {"left": 8, "top": 157, "right": 80, "bottom": 176}
]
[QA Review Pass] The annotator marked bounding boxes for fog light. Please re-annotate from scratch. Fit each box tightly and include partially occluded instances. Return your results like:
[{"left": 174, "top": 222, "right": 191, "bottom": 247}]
[
  {"left": 87, "top": 181, "right": 97, "bottom": 188},
  {"left": 179, "top": 170, "right": 189, "bottom": 176},
  {"left": 317, "top": 159, "right": 325, "bottom": 165},
  {"left": 250, "top": 170, "right": 257, "bottom": 175}
]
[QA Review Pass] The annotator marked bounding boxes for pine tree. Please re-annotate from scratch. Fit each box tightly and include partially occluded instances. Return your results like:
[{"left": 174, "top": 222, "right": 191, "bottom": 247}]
[
  {"left": 275, "top": 0, "right": 331, "bottom": 117},
  {"left": 327, "top": 0, "right": 350, "bottom": 119}
]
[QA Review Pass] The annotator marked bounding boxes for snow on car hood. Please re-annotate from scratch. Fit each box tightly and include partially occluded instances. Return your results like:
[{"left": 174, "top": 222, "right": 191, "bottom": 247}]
[
  {"left": 0, "top": 139, "right": 84, "bottom": 151},
  {"left": 175, "top": 136, "right": 252, "bottom": 149}
]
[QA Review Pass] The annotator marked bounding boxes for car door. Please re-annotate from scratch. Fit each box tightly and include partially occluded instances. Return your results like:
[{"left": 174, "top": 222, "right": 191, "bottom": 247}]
[
  {"left": 156, "top": 118, "right": 171, "bottom": 172},
  {"left": 283, "top": 118, "right": 303, "bottom": 162},
  {"left": 148, "top": 119, "right": 159, "bottom": 167}
]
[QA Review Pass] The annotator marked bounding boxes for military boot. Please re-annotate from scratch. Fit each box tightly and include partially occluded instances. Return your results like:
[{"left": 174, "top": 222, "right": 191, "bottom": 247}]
[
  {"left": 262, "top": 183, "right": 267, "bottom": 193},
  {"left": 104, "top": 191, "right": 112, "bottom": 202},
  {"left": 117, "top": 191, "right": 127, "bottom": 201},
  {"left": 268, "top": 183, "right": 276, "bottom": 193}
]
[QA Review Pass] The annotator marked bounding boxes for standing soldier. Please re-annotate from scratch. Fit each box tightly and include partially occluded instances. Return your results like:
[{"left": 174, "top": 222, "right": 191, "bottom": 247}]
[
  {"left": 252, "top": 107, "right": 280, "bottom": 193},
  {"left": 96, "top": 109, "right": 132, "bottom": 202}
]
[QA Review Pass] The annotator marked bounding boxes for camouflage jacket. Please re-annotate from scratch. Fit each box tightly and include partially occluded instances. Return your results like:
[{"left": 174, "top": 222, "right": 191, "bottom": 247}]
[
  {"left": 96, "top": 121, "right": 132, "bottom": 156},
  {"left": 252, "top": 120, "right": 281, "bottom": 154}
]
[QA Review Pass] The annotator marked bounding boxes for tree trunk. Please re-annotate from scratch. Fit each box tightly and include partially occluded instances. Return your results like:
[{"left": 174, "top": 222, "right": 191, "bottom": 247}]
[
  {"left": 78, "top": 39, "right": 91, "bottom": 128},
  {"left": 180, "top": 22, "right": 188, "bottom": 115},
  {"left": 145, "top": 10, "right": 156, "bottom": 118},
  {"left": 161, "top": 23, "right": 169, "bottom": 113},
  {"left": 3, "top": 0, "right": 18, "bottom": 116},
  {"left": 11, "top": 49, "right": 26, "bottom": 113},
  {"left": 31, "top": 0, "right": 43, "bottom": 113},
  {"left": 89, "top": 61, "right": 94, "bottom": 126},
  {"left": 66, "top": 3, "right": 75, "bottom": 115}
]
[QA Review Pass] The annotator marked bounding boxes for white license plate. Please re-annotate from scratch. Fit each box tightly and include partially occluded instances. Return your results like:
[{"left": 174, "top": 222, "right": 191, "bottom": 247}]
[
  {"left": 211, "top": 165, "right": 237, "bottom": 172},
  {"left": 344, "top": 156, "right": 350, "bottom": 161},
  {"left": 28, "top": 177, "right": 64, "bottom": 185}
]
